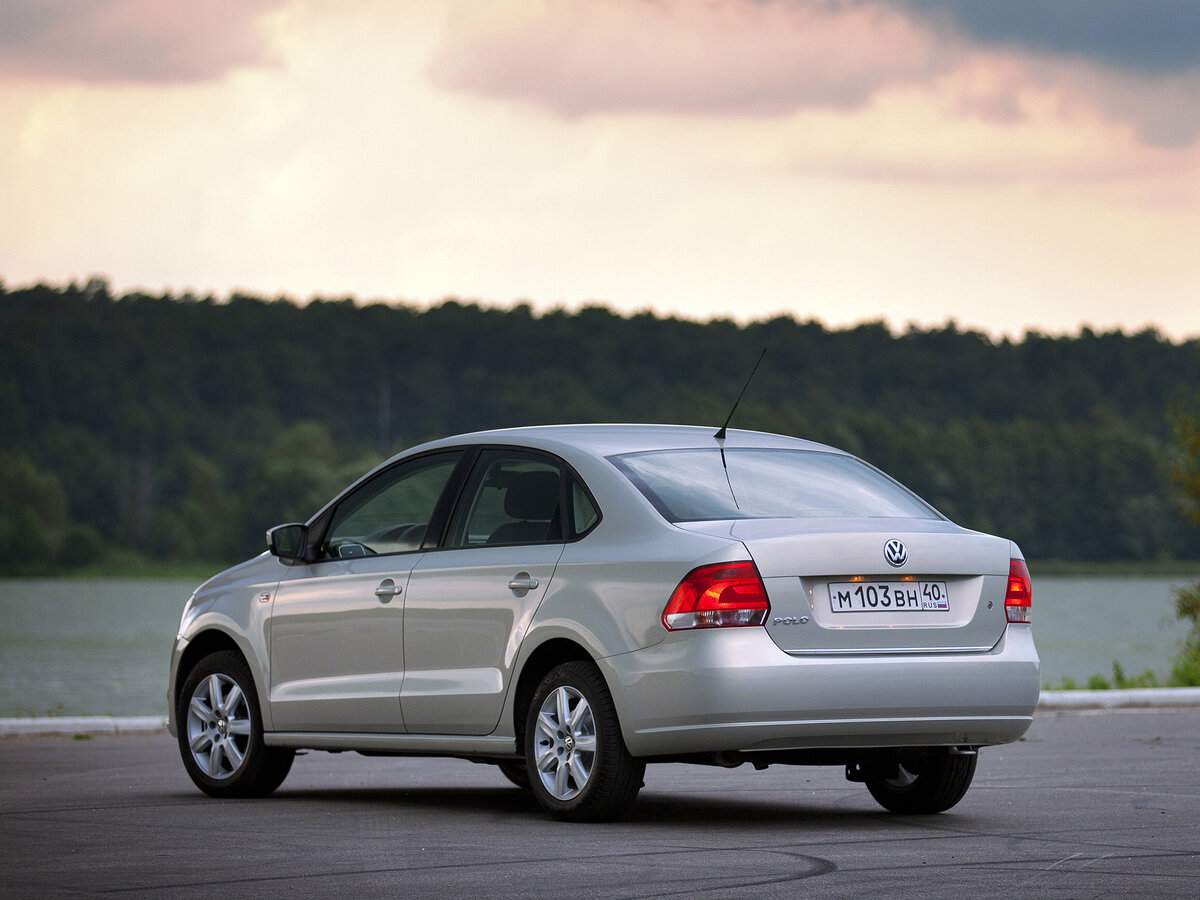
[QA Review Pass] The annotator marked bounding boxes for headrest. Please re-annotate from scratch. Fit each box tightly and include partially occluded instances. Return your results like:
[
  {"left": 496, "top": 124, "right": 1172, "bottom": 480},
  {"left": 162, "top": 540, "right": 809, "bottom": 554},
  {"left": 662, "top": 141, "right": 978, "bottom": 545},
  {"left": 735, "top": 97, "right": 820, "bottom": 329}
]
[{"left": 504, "top": 471, "right": 560, "bottom": 520}]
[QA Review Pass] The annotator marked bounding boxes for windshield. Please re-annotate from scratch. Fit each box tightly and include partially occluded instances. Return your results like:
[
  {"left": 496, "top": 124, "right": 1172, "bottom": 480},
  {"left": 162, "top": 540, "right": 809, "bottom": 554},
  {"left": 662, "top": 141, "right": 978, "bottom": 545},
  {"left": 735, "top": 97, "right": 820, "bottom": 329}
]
[{"left": 610, "top": 448, "right": 941, "bottom": 523}]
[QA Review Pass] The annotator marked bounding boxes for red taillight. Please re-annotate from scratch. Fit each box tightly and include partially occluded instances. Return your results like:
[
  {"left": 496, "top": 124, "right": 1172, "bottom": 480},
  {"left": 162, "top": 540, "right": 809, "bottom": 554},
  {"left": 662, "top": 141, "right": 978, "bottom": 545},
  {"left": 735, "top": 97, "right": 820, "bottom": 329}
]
[
  {"left": 1005, "top": 558, "right": 1032, "bottom": 623},
  {"left": 663, "top": 561, "right": 770, "bottom": 630}
]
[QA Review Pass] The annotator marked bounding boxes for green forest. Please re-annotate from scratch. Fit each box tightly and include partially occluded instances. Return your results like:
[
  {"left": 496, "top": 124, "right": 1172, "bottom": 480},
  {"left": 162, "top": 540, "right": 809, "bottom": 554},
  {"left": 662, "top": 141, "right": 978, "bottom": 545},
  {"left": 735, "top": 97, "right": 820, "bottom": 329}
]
[{"left": 2, "top": 279, "right": 1199, "bottom": 574}]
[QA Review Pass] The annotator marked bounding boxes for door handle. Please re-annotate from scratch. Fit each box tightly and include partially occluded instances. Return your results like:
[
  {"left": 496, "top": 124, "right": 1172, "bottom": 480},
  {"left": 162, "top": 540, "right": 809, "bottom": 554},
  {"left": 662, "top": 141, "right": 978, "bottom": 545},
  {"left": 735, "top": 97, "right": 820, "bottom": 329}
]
[
  {"left": 374, "top": 579, "right": 402, "bottom": 602},
  {"left": 508, "top": 573, "right": 540, "bottom": 592}
]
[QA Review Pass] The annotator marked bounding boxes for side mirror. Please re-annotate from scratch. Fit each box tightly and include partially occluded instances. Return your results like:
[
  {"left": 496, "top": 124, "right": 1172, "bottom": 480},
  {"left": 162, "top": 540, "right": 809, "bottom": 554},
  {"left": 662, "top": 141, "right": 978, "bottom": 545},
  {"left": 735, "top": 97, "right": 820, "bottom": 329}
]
[{"left": 266, "top": 523, "right": 309, "bottom": 563}]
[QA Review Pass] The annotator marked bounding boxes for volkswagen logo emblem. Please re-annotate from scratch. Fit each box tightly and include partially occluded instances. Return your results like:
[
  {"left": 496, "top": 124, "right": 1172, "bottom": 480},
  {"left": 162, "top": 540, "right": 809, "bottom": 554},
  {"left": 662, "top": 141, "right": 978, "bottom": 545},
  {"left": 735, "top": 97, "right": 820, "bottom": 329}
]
[{"left": 884, "top": 539, "right": 908, "bottom": 568}]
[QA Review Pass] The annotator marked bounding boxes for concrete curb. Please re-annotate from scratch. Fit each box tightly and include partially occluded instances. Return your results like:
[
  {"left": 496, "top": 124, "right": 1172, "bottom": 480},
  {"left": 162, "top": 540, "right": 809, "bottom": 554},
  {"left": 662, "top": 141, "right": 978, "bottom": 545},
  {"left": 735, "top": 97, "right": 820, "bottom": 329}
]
[
  {"left": 1038, "top": 687, "right": 1200, "bottom": 710},
  {"left": 0, "top": 716, "right": 167, "bottom": 737}
]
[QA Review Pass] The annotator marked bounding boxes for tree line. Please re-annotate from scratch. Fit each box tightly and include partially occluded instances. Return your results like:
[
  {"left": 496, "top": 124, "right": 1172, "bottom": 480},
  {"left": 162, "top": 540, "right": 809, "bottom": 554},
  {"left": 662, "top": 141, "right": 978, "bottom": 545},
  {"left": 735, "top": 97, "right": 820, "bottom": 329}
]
[{"left": 2, "top": 279, "right": 1199, "bottom": 572}]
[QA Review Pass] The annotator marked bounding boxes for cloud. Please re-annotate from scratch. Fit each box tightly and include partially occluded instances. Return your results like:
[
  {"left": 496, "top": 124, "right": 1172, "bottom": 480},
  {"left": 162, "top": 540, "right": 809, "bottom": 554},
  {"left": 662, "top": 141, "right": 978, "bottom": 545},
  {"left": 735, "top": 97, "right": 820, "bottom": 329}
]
[
  {"left": 0, "top": 0, "right": 286, "bottom": 84},
  {"left": 896, "top": 0, "right": 1200, "bottom": 76},
  {"left": 430, "top": 0, "right": 958, "bottom": 116},
  {"left": 1049, "top": 63, "right": 1200, "bottom": 148},
  {"left": 894, "top": 0, "right": 1200, "bottom": 146},
  {"left": 430, "top": 0, "right": 1200, "bottom": 148}
]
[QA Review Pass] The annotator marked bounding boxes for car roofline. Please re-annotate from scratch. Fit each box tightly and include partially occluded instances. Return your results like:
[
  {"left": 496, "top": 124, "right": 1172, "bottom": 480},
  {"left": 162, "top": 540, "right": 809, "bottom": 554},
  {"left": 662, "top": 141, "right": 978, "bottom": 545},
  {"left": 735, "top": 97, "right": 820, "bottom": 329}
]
[{"left": 393, "top": 424, "right": 842, "bottom": 461}]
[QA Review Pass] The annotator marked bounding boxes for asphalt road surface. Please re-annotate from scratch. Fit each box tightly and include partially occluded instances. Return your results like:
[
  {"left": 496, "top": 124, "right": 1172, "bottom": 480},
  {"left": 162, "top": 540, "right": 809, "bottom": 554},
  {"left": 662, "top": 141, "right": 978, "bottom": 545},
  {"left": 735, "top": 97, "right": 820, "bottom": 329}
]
[{"left": 2, "top": 709, "right": 1197, "bottom": 899}]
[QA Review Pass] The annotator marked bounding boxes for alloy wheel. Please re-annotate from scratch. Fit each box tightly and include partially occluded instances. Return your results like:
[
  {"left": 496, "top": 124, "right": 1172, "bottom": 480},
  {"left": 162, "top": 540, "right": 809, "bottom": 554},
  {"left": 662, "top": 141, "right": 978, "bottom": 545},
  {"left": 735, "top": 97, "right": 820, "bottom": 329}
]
[
  {"left": 185, "top": 672, "right": 251, "bottom": 780},
  {"left": 532, "top": 685, "right": 597, "bottom": 800}
]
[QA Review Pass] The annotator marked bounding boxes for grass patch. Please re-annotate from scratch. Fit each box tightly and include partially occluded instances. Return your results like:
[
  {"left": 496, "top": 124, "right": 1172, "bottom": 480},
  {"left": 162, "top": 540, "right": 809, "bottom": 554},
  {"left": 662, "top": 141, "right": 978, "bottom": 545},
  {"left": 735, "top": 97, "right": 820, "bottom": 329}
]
[
  {"left": 1044, "top": 659, "right": 1200, "bottom": 691},
  {"left": 1046, "top": 662, "right": 1162, "bottom": 691},
  {"left": 71, "top": 562, "right": 227, "bottom": 581},
  {"left": 37, "top": 551, "right": 232, "bottom": 582}
]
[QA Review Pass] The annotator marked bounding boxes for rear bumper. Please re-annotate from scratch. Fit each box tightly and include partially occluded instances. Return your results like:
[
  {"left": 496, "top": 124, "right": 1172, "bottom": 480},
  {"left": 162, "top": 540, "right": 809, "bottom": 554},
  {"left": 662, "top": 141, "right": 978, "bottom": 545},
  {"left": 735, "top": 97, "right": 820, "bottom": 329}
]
[{"left": 600, "top": 625, "right": 1039, "bottom": 757}]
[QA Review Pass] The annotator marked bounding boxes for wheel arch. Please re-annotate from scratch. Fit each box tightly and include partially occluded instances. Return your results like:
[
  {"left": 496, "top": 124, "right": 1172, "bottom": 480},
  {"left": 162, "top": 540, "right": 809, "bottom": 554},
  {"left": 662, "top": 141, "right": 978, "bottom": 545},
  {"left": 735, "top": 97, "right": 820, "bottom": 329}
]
[
  {"left": 170, "top": 629, "right": 264, "bottom": 733},
  {"left": 510, "top": 638, "right": 595, "bottom": 754}
]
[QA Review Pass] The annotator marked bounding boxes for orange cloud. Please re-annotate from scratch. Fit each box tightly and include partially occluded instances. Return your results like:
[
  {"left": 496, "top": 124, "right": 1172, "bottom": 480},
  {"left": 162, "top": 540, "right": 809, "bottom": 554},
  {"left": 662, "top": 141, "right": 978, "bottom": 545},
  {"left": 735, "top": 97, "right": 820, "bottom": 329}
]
[{"left": 430, "top": 0, "right": 956, "bottom": 116}]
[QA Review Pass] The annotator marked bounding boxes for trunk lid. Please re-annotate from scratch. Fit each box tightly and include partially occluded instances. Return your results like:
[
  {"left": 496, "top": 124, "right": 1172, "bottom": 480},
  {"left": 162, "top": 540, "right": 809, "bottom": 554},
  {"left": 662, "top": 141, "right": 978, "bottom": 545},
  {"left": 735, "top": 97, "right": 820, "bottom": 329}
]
[{"left": 677, "top": 517, "right": 1013, "bottom": 654}]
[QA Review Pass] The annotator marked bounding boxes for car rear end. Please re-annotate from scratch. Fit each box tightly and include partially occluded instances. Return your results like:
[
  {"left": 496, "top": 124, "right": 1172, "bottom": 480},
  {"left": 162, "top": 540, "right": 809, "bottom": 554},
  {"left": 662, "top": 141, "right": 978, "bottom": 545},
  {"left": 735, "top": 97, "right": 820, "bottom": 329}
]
[{"left": 601, "top": 441, "right": 1040, "bottom": 759}]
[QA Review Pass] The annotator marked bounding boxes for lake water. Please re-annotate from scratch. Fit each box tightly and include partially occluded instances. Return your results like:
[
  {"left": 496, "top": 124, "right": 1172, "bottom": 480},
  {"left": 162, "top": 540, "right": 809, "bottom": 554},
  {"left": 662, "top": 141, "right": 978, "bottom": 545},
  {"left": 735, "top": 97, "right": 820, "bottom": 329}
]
[{"left": 0, "top": 574, "right": 1195, "bottom": 718}]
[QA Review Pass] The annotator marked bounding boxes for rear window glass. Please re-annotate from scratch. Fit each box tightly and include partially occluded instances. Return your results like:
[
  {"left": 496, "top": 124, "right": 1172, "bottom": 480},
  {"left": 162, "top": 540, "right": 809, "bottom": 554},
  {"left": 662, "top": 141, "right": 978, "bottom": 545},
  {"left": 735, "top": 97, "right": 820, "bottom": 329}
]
[{"left": 610, "top": 448, "right": 940, "bottom": 523}]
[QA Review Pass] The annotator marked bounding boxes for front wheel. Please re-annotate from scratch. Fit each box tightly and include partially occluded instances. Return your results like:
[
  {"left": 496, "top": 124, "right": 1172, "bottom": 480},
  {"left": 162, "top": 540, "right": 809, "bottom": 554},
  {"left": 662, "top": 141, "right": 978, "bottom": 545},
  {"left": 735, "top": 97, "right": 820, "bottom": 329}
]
[
  {"left": 524, "top": 661, "right": 644, "bottom": 822},
  {"left": 864, "top": 752, "right": 977, "bottom": 814},
  {"left": 177, "top": 650, "right": 294, "bottom": 798}
]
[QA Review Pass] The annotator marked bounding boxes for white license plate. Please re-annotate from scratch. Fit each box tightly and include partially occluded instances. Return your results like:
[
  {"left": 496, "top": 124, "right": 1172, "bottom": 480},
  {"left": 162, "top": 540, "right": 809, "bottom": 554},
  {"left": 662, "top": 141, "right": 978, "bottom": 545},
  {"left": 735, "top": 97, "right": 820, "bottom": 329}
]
[{"left": 828, "top": 581, "right": 950, "bottom": 612}]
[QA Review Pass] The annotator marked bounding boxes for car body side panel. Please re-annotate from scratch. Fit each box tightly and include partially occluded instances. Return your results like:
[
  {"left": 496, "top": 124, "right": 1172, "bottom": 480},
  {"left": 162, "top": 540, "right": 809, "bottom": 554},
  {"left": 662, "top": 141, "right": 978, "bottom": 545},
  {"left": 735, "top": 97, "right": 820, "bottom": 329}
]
[
  {"left": 167, "top": 554, "right": 281, "bottom": 736},
  {"left": 481, "top": 521, "right": 747, "bottom": 743},
  {"left": 400, "top": 543, "right": 565, "bottom": 734},
  {"left": 268, "top": 554, "right": 422, "bottom": 733},
  {"left": 528, "top": 525, "right": 739, "bottom": 652},
  {"left": 264, "top": 623, "right": 1039, "bottom": 761}
]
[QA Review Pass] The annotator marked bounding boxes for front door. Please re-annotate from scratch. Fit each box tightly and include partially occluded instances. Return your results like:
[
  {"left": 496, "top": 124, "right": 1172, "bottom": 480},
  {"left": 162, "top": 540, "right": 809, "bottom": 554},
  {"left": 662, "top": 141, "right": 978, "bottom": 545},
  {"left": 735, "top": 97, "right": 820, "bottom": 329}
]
[{"left": 267, "top": 450, "right": 463, "bottom": 732}]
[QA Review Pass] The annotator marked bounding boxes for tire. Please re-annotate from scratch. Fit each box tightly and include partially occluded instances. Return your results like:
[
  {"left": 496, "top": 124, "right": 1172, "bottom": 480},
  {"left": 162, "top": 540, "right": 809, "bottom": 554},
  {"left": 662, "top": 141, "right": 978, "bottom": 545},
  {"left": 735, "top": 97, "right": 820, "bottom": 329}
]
[
  {"left": 524, "top": 661, "right": 644, "bottom": 822},
  {"left": 497, "top": 760, "right": 532, "bottom": 790},
  {"left": 864, "top": 752, "right": 977, "bottom": 814},
  {"left": 177, "top": 650, "right": 294, "bottom": 798}
]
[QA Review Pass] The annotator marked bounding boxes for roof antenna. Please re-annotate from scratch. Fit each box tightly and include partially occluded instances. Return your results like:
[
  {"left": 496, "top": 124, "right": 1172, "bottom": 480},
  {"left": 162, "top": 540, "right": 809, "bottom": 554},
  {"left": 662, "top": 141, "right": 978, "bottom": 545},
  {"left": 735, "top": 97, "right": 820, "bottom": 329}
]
[
  {"left": 714, "top": 347, "right": 766, "bottom": 512},
  {"left": 714, "top": 347, "right": 767, "bottom": 441}
]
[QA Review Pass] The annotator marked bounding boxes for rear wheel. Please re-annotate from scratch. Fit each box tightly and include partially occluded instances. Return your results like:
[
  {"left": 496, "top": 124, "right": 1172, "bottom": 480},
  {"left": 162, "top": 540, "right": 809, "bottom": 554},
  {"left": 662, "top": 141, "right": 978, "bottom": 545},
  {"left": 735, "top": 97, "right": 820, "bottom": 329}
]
[
  {"left": 177, "top": 650, "right": 294, "bottom": 798},
  {"left": 864, "top": 752, "right": 977, "bottom": 814},
  {"left": 524, "top": 661, "right": 644, "bottom": 822}
]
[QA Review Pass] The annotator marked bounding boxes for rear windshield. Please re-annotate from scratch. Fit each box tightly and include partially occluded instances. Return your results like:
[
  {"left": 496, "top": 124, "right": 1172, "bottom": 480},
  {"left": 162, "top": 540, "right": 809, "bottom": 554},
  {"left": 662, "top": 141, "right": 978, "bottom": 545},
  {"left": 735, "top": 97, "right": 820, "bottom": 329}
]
[{"left": 610, "top": 448, "right": 941, "bottom": 523}]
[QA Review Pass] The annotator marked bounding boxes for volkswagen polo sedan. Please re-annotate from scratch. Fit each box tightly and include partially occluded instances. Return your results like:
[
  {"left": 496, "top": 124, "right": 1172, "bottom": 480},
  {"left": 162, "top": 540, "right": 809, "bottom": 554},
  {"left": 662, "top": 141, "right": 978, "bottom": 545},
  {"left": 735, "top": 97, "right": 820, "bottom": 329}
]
[{"left": 169, "top": 424, "right": 1039, "bottom": 821}]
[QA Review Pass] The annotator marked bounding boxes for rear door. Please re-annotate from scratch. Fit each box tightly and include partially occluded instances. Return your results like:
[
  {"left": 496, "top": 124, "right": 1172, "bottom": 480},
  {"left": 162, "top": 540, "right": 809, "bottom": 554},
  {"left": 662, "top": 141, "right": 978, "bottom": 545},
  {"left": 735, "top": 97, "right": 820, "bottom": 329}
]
[{"left": 401, "top": 450, "right": 567, "bottom": 735}]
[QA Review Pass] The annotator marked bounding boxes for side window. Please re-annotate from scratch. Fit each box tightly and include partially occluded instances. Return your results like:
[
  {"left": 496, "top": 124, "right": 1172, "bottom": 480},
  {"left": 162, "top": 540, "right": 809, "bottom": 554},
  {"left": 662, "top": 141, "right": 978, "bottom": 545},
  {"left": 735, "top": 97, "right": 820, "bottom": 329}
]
[
  {"left": 571, "top": 480, "right": 600, "bottom": 536},
  {"left": 447, "top": 452, "right": 564, "bottom": 547},
  {"left": 319, "top": 451, "right": 462, "bottom": 560}
]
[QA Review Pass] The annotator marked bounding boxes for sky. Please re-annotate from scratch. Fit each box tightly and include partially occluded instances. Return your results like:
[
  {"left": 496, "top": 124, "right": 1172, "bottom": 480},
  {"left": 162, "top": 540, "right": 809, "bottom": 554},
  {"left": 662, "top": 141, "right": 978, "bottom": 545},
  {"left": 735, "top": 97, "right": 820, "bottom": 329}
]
[{"left": 1, "top": 0, "right": 1198, "bottom": 340}]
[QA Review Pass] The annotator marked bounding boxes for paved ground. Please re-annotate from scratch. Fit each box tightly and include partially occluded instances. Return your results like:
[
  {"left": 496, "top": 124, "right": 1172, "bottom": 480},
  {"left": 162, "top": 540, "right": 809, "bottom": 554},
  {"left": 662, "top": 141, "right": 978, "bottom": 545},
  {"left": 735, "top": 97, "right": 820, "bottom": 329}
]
[{"left": 2, "top": 709, "right": 1197, "bottom": 899}]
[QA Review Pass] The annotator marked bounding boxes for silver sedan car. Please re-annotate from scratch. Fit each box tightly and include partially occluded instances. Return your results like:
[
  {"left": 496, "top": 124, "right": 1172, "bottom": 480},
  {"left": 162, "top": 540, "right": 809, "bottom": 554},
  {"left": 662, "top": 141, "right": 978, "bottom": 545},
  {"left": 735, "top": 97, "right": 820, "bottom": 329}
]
[{"left": 169, "top": 424, "right": 1039, "bottom": 821}]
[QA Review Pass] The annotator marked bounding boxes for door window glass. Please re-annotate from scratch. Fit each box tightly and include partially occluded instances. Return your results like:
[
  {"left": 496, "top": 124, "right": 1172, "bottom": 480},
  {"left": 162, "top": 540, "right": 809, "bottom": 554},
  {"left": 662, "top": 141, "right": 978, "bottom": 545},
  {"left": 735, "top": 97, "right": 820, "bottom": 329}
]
[
  {"left": 320, "top": 451, "right": 462, "bottom": 559},
  {"left": 447, "top": 452, "right": 564, "bottom": 547}
]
